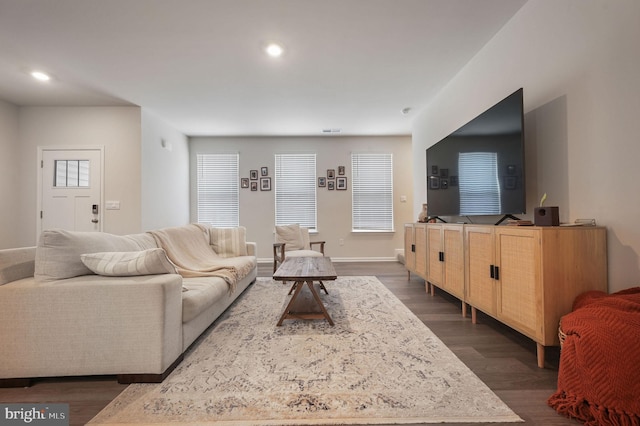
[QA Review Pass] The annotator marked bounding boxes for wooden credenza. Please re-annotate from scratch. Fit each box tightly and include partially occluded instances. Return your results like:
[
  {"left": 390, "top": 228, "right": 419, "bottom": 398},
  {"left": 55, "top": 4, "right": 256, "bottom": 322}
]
[
  {"left": 426, "top": 224, "right": 465, "bottom": 314},
  {"left": 404, "top": 223, "right": 428, "bottom": 281},
  {"left": 404, "top": 222, "right": 608, "bottom": 368}
]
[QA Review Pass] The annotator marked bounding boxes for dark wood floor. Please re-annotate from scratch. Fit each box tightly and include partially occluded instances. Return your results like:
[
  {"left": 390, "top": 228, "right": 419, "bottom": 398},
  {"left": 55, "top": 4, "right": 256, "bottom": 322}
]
[{"left": 0, "top": 262, "right": 578, "bottom": 426}]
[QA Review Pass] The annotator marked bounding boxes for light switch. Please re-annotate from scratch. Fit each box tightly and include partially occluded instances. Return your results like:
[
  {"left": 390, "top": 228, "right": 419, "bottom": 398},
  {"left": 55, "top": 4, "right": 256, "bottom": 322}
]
[
  {"left": 400, "top": 195, "right": 407, "bottom": 202},
  {"left": 106, "top": 201, "right": 120, "bottom": 210}
]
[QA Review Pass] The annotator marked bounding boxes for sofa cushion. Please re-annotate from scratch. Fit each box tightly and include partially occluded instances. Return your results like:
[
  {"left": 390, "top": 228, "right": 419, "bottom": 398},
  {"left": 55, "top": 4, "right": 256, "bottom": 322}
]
[
  {"left": 35, "top": 229, "right": 158, "bottom": 281},
  {"left": 180, "top": 255, "right": 256, "bottom": 322},
  {"left": 281, "top": 249, "right": 324, "bottom": 258},
  {"left": 209, "top": 226, "right": 248, "bottom": 258},
  {"left": 81, "top": 249, "right": 177, "bottom": 277},
  {"left": 181, "top": 277, "right": 231, "bottom": 323}
]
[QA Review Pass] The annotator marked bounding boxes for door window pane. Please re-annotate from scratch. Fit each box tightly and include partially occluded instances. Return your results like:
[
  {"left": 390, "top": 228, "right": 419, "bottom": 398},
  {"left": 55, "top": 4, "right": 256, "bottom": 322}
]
[{"left": 54, "top": 160, "right": 90, "bottom": 187}]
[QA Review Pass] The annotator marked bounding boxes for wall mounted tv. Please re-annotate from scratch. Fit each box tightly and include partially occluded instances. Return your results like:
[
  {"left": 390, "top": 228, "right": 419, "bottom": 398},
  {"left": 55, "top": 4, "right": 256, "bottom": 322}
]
[{"left": 426, "top": 88, "right": 525, "bottom": 223}]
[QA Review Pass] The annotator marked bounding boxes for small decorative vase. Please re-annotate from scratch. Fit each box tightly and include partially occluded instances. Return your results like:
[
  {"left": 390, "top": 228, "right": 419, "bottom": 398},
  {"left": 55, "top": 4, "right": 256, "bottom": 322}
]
[{"left": 418, "top": 204, "right": 428, "bottom": 222}]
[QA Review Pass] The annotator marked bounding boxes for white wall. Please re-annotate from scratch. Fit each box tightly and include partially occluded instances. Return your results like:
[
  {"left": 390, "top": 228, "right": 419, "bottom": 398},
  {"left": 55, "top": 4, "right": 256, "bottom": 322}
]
[
  {"left": 412, "top": 0, "right": 640, "bottom": 292},
  {"left": 17, "top": 106, "right": 143, "bottom": 244},
  {"left": 0, "top": 100, "right": 20, "bottom": 249},
  {"left": 190, "top": 136, "right": 414, "bottom": 261},
  {"left": 141, "top": 109, "right": 190, "bottom": 230}
]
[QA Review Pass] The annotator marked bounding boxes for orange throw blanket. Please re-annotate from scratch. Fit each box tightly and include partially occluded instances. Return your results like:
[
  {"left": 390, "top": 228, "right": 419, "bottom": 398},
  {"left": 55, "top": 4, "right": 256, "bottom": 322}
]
[{"left": 548, "top": 287, "right": 640, "bottom": 425}]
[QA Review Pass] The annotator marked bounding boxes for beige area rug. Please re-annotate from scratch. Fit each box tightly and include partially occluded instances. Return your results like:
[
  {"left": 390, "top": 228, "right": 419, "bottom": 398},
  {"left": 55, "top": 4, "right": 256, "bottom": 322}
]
[{"left": 90, "top": 276, "right": 522, "bottom": 425}]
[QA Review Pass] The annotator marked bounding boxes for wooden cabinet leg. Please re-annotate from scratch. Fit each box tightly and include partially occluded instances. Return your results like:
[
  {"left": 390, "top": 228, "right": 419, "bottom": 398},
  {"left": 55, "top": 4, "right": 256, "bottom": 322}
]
[
  {"left": 407, "top": 270, "right": 410, "bottom": 281},
  {"left": 471, "top": 307, "right": 477, "bottom": 324},
  {"left": 461, "top": 302, "right": 467, "bottom": 318},
  {"left": 430, "top": 284, "right": 435, "bottom": 297},
  {"left": 536, "top": 343, "right": 545, "bottom": 368}
]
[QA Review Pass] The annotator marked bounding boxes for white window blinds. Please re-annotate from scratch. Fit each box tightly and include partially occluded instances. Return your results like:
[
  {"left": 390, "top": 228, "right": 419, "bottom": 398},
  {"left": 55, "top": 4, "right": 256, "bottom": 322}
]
[
  {"left": 351, "top": 153, "right": 393, "bottom": 231},
  {"left": 458, "top": 152, "right": 501, "bottom": 215},
  {"left": 275, "top": 153, "right": 317, "bottom": 230},
  {"left": 196, "top": 153, "right": 239, "bottom": 227}
]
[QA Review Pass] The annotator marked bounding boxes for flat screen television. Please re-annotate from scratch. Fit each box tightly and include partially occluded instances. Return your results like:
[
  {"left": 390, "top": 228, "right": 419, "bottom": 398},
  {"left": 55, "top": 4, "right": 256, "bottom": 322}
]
[{"left": 426, "top": 88, "right": 525, "bottom": 222}]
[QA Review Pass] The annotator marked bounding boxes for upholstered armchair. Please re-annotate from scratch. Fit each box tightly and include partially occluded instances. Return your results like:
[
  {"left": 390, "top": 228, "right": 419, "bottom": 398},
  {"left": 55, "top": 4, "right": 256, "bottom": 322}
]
[{"left": 273, "top": 224, "right": 325, "bottom": 273}]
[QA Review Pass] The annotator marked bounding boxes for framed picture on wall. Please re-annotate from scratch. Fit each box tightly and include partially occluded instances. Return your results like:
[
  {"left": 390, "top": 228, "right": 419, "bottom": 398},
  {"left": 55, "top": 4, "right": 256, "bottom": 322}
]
[
  {"left": 318, "top": 177, "right": 326, "bottom": 187},
  {"left": 250, "top": 170, "right": 258, "bottom": 180},
  {"left": 260, "top": 177, "right": 271, "bottom": 191},
  {"left": 241, "top": 178, "right": 249, "bottom": 188},
  {"left": 327, "top": 169, "right": 335, "bottom": 179},
  {"left": 336, "top": 177, "right": 347, "bottom": 190},
  {"left": 250, "top": 181, "right": 258, "bottom": 191},
  {"left": 261, "top": 166, "right": 268, "bottom": 176},
  {"left": 338, "top": 166, "right": 345, "bottom": 175},
  {"left": 327, "top": 180, "right": 335, "bottom": 190}
]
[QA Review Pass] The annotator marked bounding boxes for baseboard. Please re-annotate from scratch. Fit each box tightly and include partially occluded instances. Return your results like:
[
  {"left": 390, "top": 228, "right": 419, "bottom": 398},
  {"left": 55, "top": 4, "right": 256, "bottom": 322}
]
[
  {"left": 330, "top": 257, "right": 398, "bottom": 262},
  {"left": 258, "top": 257, "right": 399, "bottom": 264},
  {"left": 117, "top": 354, "right": 184, "bottom": 384}
]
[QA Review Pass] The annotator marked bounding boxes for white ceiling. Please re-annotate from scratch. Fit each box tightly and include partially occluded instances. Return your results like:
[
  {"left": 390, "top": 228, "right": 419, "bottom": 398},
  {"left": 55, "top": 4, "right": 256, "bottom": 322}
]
[{"left": 0, "top": 0, "right": 527, "bottom": 136}]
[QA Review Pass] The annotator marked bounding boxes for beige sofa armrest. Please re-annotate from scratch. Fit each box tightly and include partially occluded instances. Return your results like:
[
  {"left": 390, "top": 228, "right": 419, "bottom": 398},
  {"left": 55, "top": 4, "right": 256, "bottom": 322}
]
[
  {"left": 0, "top": 274, "right": 183, "bottom": 379},
  {"left": 0, "top": 247, "right": 36, "bottom": 285}
]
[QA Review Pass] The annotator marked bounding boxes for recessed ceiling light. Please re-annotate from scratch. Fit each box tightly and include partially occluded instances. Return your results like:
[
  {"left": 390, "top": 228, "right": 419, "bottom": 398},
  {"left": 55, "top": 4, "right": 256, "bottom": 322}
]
[
  {"left": 265, "top": 43, "right": 284, "bottom": 58},
  {"left": 31, "top": 71, "right": 51, "bottom": 82}
]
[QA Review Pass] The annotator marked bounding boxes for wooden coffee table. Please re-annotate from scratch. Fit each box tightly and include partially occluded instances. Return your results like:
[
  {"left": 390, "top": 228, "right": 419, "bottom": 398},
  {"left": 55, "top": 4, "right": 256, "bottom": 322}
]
[{"left": 273, "top": 256, "right": 337, "bottom": 326}]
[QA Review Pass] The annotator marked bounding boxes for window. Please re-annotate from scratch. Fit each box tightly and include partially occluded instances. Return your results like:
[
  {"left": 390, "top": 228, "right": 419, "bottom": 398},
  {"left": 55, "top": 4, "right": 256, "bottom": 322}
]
[
  {"left": 458, "top": 152, "right": 501, "bottom": 215},
  {"left": 275, "top": 153, "right": 317, "bottom": 230},
  {"left": 196, "top": 153, "right": 239, "bottom": 227},
  {"left": 54, "top": 160, "right": 89, "bottom": 187},
  {"left": 351, "top": 153, "right": 393, "bottom": 231}
]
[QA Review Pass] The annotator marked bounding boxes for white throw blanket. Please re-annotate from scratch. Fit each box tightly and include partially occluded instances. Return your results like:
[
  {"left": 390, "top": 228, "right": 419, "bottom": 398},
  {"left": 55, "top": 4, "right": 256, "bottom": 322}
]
[{"left": 149, "top": 224, "right": 239, "bottom": 293}]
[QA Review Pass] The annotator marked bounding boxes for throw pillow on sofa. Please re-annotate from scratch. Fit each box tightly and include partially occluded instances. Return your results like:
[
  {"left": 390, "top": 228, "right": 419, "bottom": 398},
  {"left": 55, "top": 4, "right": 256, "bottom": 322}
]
[
  {"left": 35, "top": 229, "right": 157, "bottom": 281},
  {"left": 209, "top": 226, "right": 248, "bottom": 258},
  {"left": 81, "top": 249, "right": 177, "bottom": 277}
]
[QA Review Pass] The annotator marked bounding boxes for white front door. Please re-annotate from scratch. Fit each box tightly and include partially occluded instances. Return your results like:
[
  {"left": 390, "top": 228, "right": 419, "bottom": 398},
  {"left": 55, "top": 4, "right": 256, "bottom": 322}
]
[{"left": 39, "top": 148, "right": 103, "bottom": 236}]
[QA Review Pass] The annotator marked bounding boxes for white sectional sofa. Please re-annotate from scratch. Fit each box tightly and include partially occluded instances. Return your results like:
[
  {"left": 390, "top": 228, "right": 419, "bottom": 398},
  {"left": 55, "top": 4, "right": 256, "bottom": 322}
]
[{"left": 0, "top": 224, "right": 257, "bottom": 387}]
